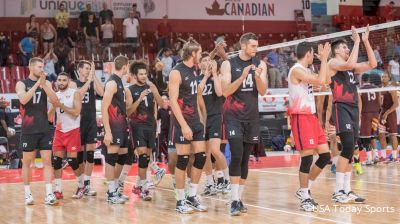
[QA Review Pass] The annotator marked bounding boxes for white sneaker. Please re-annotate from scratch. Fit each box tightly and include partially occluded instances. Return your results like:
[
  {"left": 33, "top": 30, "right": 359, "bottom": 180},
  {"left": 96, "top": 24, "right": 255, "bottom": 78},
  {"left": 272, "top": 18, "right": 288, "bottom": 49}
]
[
  {"left": 332, "top": 190, "right": 350, "bottom": 204},
  {"left": 25, "top": 194, "right": 34, "bottom": 205},
  {"left": 44, "top": 193, "right": 58, "bottom": 205},
  {"left": 154, "top": 168, "right": 166, "bottom": 186}
]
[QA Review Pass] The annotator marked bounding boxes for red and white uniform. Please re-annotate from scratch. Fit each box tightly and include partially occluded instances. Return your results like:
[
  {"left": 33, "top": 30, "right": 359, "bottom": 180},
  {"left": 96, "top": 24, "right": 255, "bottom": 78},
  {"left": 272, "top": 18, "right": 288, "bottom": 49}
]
[
  {"left": 53, "top": 88, "right": 81, "bottom": 152},
  {"left": 288, "top": 63, "right": 327, "bottom": 150}
]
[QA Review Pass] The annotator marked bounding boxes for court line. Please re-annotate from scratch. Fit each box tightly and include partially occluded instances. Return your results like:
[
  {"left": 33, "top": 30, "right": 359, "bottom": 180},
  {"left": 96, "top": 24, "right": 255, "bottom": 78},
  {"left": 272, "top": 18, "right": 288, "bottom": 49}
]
[
  {"left": 123, "top": 180, "right": 350, "bottom": 224},
  {"left": 252, "top": 169, "right": 400, "bottom": 187}
]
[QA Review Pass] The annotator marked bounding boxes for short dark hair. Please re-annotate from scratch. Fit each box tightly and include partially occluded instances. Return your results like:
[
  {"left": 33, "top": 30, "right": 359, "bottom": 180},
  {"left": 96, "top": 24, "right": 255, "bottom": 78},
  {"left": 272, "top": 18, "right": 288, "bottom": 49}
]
[
  {"left": 78, "top": 60, "right": 91, "bottom": 69},
  {"left": 296, "top": 42, "right": 313, "bottom": 60},
  {"left": 389, "top": 1, "right": 395, "bottom": 5},
  {"left": 200, "top": 52, "right": 210, "bottom": 61},
  {"left": 331, "top": 39, "right": 347, "bottom": 56},
  {"left": 361, "top": 73, "right": 370, "bottom": 83},
  {"left": 129, "top": 61, "right": 147, "bottom": 76},
  {"left": 181, "top": 41, "right": 201, "bottom": 61},
  {"left": 29, "top": 57, "right": 44, "bottom": 66},
  {"left": 239, "top": 32, "right": 258, "bottom": 45},
  {"left": 114, "top": 55, "right": 129, "bottom": 71},
  {"left": 58, "top": 72, "right": 71, "bottom": 79}
]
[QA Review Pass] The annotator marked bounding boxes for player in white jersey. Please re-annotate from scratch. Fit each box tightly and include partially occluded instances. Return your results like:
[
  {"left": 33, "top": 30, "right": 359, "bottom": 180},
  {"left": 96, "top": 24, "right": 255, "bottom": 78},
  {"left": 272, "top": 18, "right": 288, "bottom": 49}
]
[
  {"left": 288, "top": 42, "right": 331, "bottom": 211},
  {"left": 48, "top": 72, "right": 84, "bottom": 200}
]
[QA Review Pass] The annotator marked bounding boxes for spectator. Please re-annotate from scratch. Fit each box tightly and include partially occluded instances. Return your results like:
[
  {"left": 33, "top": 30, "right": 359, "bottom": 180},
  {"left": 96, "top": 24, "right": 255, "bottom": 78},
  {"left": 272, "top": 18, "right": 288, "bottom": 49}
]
[
  {"left": 0, "top": 99, "right": 11, "bottom": 138},
  {"left": 55, "top": 3, "right": 70, "bottom": 41},
  {"left": 160, "top": 48, "right": 173, "bottom": 82},
  {"left": 54, "top": 39, "right": 71, "bottom": 74},
  {"left": 25, "top": 14, "right": 39, "bottom": 37},
  {"left": 84, "top": 13, "right": 99, "bottom": 58},
  {"left": 388, "top": 56, "right": 400, "bottom": 82},
  {"left": 395, "top": 40, "right": 400, "bottom": 57},
  {"left": 266, "top": 48, "right": 282, "bottom": 88},
  {"left": 19, "top": 34, "right": 35, "bottom": 66},
  {"left": 132, "top": 3, "right": 141, "bottom": 20},
  {"left": 384, "top": 1, "right": 397, "bottom": 37},
  {"left": 386, "top": 37, "right": 395, "bottom": 60},
  {"left": 43, "top": 49, "right": 58, "bottom": 82},
  {"left": 277, "top": 48, "right": 289, "bottom": 79},
  {"left": 79, "top": 3, "right": 96, "bottom": 29},
  {"left": 0, "top": 32, "right": 9, "bottom": 66},
  {"left": 373, "top": 45, "right": 383, "bottom": 69},
  {"left": 101, "top": 18, "right": 114, "bottom": 47},
  {"left": 123, "top": 10, "right": 140, "bottom": 56},
  {"left": 156, "top": 15, "right": 172, "bottom": 52},
  {"left": 40, "top": 19, "right": 57, "bottom": 54},
  {"left": 99, "top": 2, "right": 114, "bottom": 25}
]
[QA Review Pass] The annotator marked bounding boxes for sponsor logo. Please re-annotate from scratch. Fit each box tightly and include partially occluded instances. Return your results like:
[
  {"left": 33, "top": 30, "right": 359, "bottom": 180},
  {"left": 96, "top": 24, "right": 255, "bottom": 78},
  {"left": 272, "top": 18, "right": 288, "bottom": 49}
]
[{"left": 346, "top": 124, "right": 352, "bottom": 130}]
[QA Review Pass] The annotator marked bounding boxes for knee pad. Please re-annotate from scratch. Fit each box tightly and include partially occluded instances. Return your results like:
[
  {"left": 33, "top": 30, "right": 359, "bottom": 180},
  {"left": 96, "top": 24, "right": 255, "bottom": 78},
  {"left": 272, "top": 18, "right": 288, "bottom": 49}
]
[
  {"left": 77, "top": 151, "right": 84, "bottom": 164},
  {"left": 52, "top": 156, "right": 63, "bottom": 170},
  {"left": 117, "top": 153, "right": 128, "bottom": 166},
  {"left": 86, "top": 151, "right": 94, "bottom": 163},
  {"left": 106, "top": 153, "right": 118, "bottom": 166},
  {"left": 176, "top": 154, "right": 190, "bottom": 171},
  {"left": 229, "top": 156, "right": 242, "bottom": 177},
  {"left": 339, "top": 132, "right": 355, "bottom": 161},
  {"left": 138, "top": 154, "right": 149, "bottom": 168},
  {"left": 67, "top": 157, "right": 79, "bottom": 170},
  {"left": 315, "top": 152, "right": 331, "bottom": 169},
  {"left": 193, "top": 152, "right": 207, "bottom": 169},
  {"left": 299, "top": 155, "right": 313, "bottom": 173},
  {"left": 125, "top": 154, "right": 134, "bottom": 165}
]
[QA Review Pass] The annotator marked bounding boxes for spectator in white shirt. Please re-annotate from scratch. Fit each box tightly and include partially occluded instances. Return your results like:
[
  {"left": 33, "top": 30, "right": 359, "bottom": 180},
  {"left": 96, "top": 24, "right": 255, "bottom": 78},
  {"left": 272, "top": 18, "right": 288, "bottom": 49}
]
[
  {"left": 123, "top": 10, "right": 140, "bottom": 56},
  {"left": 160, "top": 48, "right": 173, "bottom": 82},
  {"left": 101, "top": 18, "right": 114, "bottom": 47},
  {"left": 373, "top": 45, "right": 383, "bottom": 69},
  {"left": 43, "top": 48, "right": 58, "bottom": 82},
  {"left": 389, "top": 56, "right": 400, "bottom": 82}
]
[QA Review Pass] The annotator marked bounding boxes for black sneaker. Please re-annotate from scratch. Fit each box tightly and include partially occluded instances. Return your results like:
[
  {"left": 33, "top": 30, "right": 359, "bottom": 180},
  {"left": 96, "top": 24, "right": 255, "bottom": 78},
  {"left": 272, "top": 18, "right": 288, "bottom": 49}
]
[
  {"left": 202, "top": 184, "right": 217, "bottom": 196},
  {"left": 186, "top": 195, "right": 207, "bottom": 212},
  {"left": 230, "top": 200, "right": 241, "bottom": 216},
  {"left": 106, "top": 191, "right": 126, "bottom": 204},
  {"left": 300, "top": 198, "right": 316, "bottom": 212},
  {"left": 238, "top": 200, "right": 248, "bottom": 213}
]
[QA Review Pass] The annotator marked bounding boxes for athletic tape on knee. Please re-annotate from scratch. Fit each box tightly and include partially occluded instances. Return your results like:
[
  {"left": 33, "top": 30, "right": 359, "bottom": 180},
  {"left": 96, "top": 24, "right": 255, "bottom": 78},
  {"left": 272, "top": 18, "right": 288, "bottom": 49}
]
[
  {"left": 315, "top": 152, "right": 331, "bottom": 169},
  {"left": 117, "top": 153, "right": 128, "bottom": 165},
  {"left": 77, "top": 151, "right": 84, "bottom": 164},
  {"left": 106, "top": 153, "right": 118, "bottom": 166},
  {"left": 138, "top": 154, "right": 149, "bottom": 168},
  {"left": 299, "top": 155, "right": 313, "bottom": 173},
  {"left": 67, "top": 157, "right": 79, "bottom": 170},
  {"left": 193, "top": 152, "right": 207, "bottom": 169},
  {"left": 86, "top": 151, "right": 94, "bottom": 163},
  {"left": 176, "top": 155, "right": 189, "bottom": 171},
  {"left": 52, "top": 156, "right": 63, "bottom": 170},
  {"left": 339, "top": 132, "right": 355, "bottom": 161}
]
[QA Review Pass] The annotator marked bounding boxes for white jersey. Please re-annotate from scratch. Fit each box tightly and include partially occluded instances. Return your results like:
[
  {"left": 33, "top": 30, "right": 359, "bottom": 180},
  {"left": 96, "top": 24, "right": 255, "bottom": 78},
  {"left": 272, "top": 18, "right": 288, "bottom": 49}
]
[
  {"left": 56, "top": 88, "right": 80, "bottom": 132},
  {"left": 288, "top": 63, "right": 316, "bottom": 115}
]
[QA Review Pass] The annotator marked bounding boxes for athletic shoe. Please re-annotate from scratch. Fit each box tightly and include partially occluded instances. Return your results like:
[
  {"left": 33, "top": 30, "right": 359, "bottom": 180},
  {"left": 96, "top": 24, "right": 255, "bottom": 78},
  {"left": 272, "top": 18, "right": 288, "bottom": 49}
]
[
  {"left": 140, "top": 184, "right": 152, "bottom": 201},
  {"left": 54, "top": 191, "right": 63, "bottom": 200},
  {"left": 202, "top": 184, "right": 217, "bottom": 196},
  {"left": 25, "top": 194, "right": 34, "bottom": 205},
  {"left": 364, "top": 160, "right": 374, "bottom": 166},
  {"left": 238, "top": 200, "right": 248, "bottom": 213},
  {"left": 83, "top": 185, "right": 97, "bottom": 196},
  {"left": 154, "top": 168, "right": 166, "bottom": 186},
  {"left": 347, "top": 191, "right": 365, "bottom": 204},
  {"left": 379, "top": 157, "right": 386, "bottom": 162},
  {"left": 332, "top": 190, "right": 350, "bottom": 204},
  {"left": 176, "top": 200, "right": 194, "bottom": 214},
  {"left": 223, "top": 179, "right": 231, "bottom": 194},
  {"left": 117, "top": 186, "right": 129, "bottom": 201},
  {"left": 132, "top": 185, "right": 142, "bottom": 195},
  {"left": 72, "top": 187, "right": 85, "bottom": 199},
  {"left": 106, "top": 191, "right": 126, "bottom": 204},
  {"left": 44, "top": 193, "right": 58, "bottom": 205},
  {"left": 300, "top": 198, "right": 316, "bottom": 212},
  {"left": 146, "top": 181, "right": 155, "bottom": 189},
  {"left": 295, "top": 189, "right": 318, "bottom": 206},
  {"left": 354, "top": 163, "right": 364, "bottom": 175},
  {"left": 186, "top": 195, "right": 207, "bottom": 212},
  {"left": 230, "top": 200, "right": 241, "bottom": 216},
  {"left": 331, "top": 164, "right": 336, "bottom": 174}
]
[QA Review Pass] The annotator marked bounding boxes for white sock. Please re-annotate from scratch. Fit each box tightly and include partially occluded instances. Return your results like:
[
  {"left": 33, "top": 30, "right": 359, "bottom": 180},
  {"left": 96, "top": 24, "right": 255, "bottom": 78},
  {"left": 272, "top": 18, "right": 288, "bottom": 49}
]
[
  {"left": 206, "top": 175, "right": 214, "bottom": 186},
  {"left": 344, "top": 172, "right": 352, "bottom": 194},
  {"left": 77, "top": 175, "right": 84, "bottom": 188},
  {"left": 308, "top": 179, "right": 314, "bottom": 190},
  {"left": 118, "top": 171, "right": 128, "bottom": 185},
  {"left": 108, "top": 181, "right": 115, "bottom": 193},
  {"left": 223, "top": 168, "right": 229, "bottom": 181},
  {"left": 177, "top": 189, "right": 185, "bottom": 201},
  {"left": 335, "top": 172, "right": 345, "bottom": 193},
  {"left": 381, "top": 149, "right": 387, "bottom": 158},
  {"left": 300, "top": 187, "right": 310, "bottom": 199},
  {"left": 188, "top": 183, "right": 198, "bottom": 197},
  {"left": 216, "top": 171, "right": 224, "bottom": 179},
  {"left": 393, "top": 150, "right": 398, "bottom": 159},
  {"left": 231, "top": 184, "right": 239, "bottom": 201},
  {"left": 55, "top": 178, "right": 62, "bottom": 192},
  {"left": 45, "top": 183, "right": 52, "bottom": 196},
  {"left": 84, "top": 175, "right": 91, "bottom": 186},
  {"left": 24, "top": 185, "right": 31, "bottom": 197},
  {"left": 367, "top": 151, "right": 372, "bottom": 161},
  {"left": 238, "top": 185, "right": 245, "bottom": 200},
  {"left": 332, "top": 156, "right": 338, "bottom": 165},
  {"left": 146, "top": 170, "right": 152, "bottom": 182}
]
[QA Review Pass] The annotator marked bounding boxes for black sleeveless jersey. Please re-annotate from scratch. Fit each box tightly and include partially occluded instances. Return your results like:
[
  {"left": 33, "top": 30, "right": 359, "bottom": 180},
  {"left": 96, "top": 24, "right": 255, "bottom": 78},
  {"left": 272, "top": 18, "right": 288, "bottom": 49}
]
[
  {"left": 20, "top": 79, "right": 50, "bottom": 134},
  {"left": 106, "top": 74, "right": 127, "bottom": 131},
  {"left": 200, "top": 74, "right": 223, "bottom": 116},
  {"left": 75, "top": 80, "right": 96, "bottom": 121},
  {"left": 128, "top": 84, "right": 156, "bottom": 128},
  {"left": 173, "top": 62, "right": 200, "bottom": 123},
  {"left": 330, "top": 70, "right": 358, "bottom": 106},
  {"left": 223, "top": 56, "right": 260, "bottom": 122}
]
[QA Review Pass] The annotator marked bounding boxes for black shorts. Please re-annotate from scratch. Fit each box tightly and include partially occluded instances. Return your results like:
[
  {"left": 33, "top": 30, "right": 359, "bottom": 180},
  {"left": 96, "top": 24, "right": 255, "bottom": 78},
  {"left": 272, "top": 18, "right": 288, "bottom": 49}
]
[
  {"left": 225, "top": 119, "right": 260, "bottom": 144},
  {"left": 205, "top": 114, "right": 222, "bottom": 140},
  {"left": 131, "top": 126, "right": 156, "bottom": 149},
  {"left": 172, "top": 121, "right": 205, "bottom": 144},
  {"left": 332, "top": 103, "right": 359, "bottom": 137},
  {"left": 110, "top": 130, "right": 129, "bottom": 148},
  {"left": 19, "top": 131, "right": 54, "bottom": 152},
  {"left": 80, "top": 119, "right": 98, "bottom": 145}
]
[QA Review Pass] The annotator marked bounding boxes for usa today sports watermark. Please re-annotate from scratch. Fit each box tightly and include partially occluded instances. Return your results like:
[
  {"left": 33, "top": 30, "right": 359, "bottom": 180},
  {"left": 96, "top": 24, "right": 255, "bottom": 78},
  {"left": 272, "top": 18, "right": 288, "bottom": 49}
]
[{"left": 314, "top": 205, "right": 397, "bottom": 214}]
